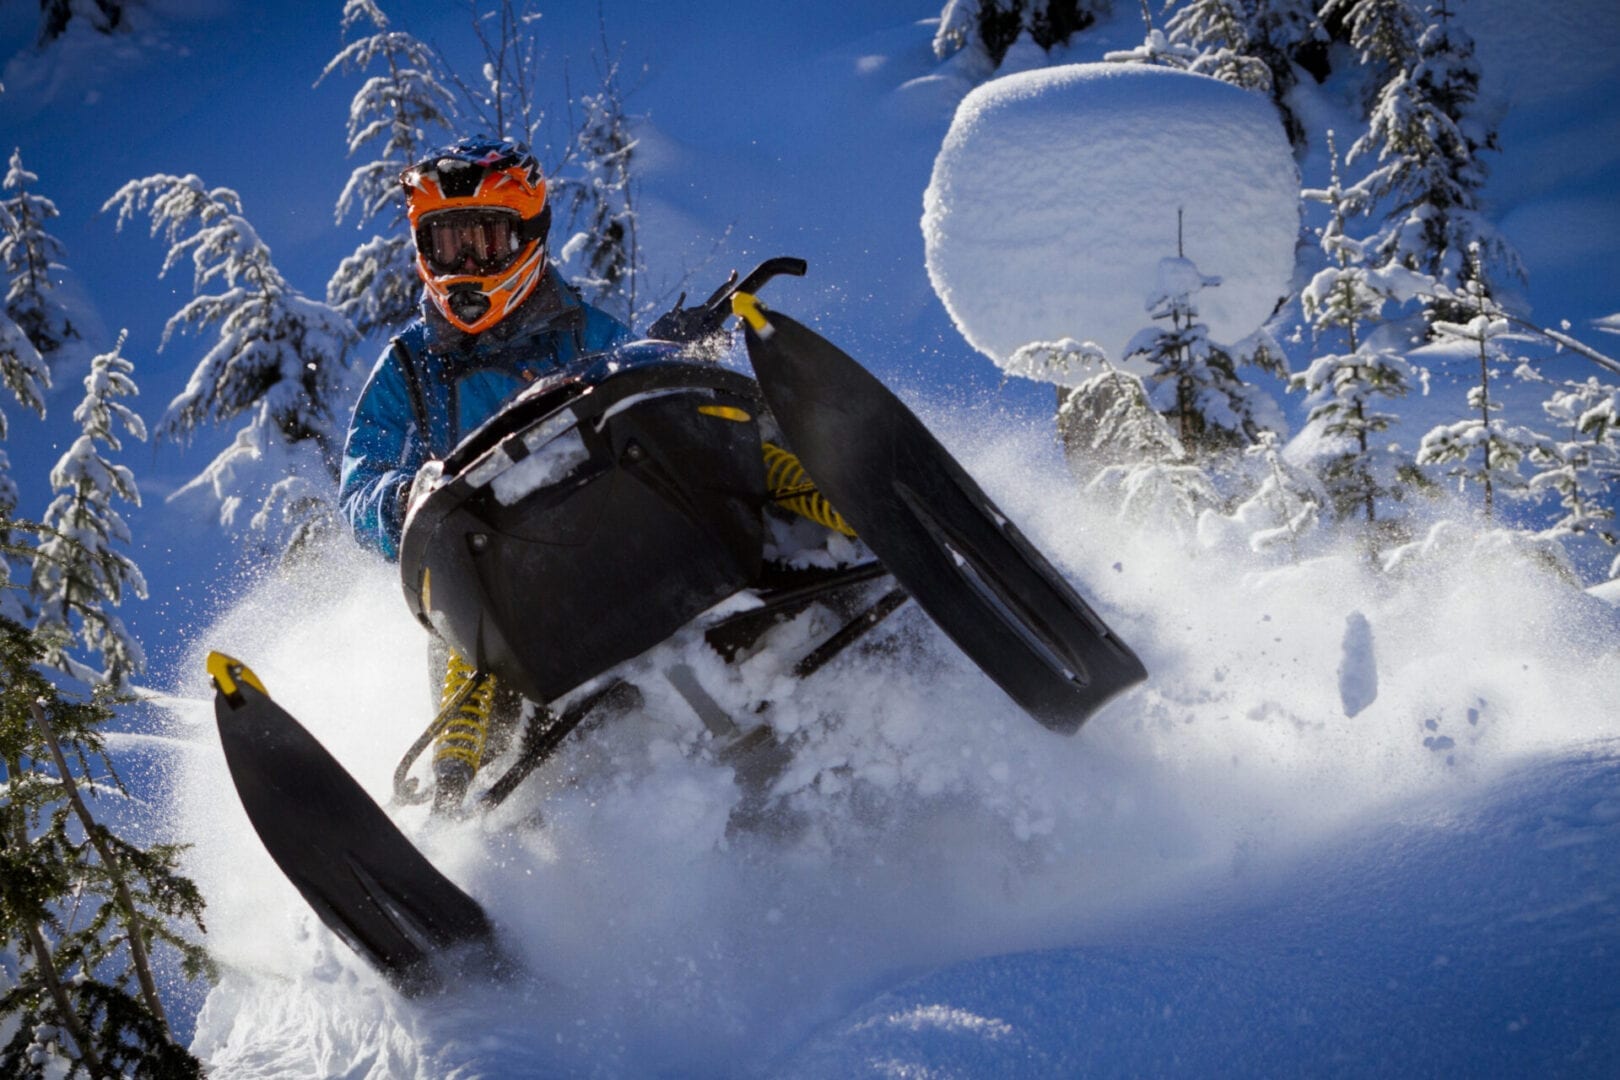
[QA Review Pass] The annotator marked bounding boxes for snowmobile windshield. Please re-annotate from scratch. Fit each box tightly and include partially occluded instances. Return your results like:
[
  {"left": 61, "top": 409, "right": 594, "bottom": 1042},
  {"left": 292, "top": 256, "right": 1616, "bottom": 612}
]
[{"left": 419, "top": 209, "right": 524, "bottom": 275}]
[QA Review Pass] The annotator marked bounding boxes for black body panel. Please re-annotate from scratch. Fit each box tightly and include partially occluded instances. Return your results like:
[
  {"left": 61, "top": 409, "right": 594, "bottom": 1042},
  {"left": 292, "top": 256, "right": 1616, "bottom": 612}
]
[{"left": 740, "top": 309, "right": 1146, "bottom": 733}]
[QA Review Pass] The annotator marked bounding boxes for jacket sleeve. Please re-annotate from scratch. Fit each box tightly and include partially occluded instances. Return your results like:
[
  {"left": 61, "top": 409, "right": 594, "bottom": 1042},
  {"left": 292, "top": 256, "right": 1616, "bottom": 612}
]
[{"left": 340, "top": 344, "right": 424, "bottom": 561}]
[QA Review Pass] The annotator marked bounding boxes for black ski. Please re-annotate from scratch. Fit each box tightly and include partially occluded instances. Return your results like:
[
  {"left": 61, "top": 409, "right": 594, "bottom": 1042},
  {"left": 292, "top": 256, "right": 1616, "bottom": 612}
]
[
  {"left": 208, "top": 652, "right": 501, "bottom": 996},
  {"left": 735, "top": 299, "right": 1147, "bottom": 734}
]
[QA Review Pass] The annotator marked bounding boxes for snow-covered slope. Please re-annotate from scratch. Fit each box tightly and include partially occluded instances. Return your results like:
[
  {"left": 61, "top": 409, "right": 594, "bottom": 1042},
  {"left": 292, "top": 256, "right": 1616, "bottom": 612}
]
[
  {"left": 785, "top": 748, "right": 1620, "bottom": 1076},
  {"left": 160, "top": 417, "right": 1620, "bottom": 1075}
]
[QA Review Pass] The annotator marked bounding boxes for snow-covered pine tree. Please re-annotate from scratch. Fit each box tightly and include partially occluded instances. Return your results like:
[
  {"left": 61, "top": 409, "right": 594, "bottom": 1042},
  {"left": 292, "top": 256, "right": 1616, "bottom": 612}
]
[
  {"left": 1165, "top": 0, "right": 1273, "bottom": 95},
  {"left": 104, "top": 174, "right": 357, "bottom": 556},
  {"left": 1414, "top": 276, "right": 1542, "bottom": 519},
  {"left": 2, "top": 149, "right": 81, "bottom": 369},
  {"left": 1347, "top": 0, "right": 1519, "bottom": 312},
  {"left": 1295, "top": 132, "right": 1431, "bottom": 530},
  {"left": 1319, "top": 0, "right": 1423, "bottom": 108},
  {"left": 29, "top": 331, "right": 147, "bottom": 688},
  {"left": 1249, "top": 0, "right": 1329, "bottom": 128},
  {"left": 561, "top": 54, "right": 642, "bottom": 327},
  {"left": 1077, "top": 365, "right": 1221, "bottom": 536},
  {"left": 1523, "top": 373, "right": 1619, "bottom": 578},
  {"left": 0, "top": 302, "right": 44, "bottom": 625},
  {"left": 0, "top": 309, "right": 47, "bottom": 624},
  {"left": 1010, "top": 337, "right": 1109, "bottom": 390},
  {"left": 1198, "top": 430, "right": 1326, "bottom": 557},
  {"left": 320, "top": 0, "right": 457, "bottom": 337},
  {"left": 0, "top": 309, "right": 49, "bottom": 435},
  {"left": 1055, "top": 358, "right": 1171, "bottom": 476},
  {"left": 0, "top": 617, "right": 211, "bottom": 1079},
  {"left": 1036, "top": 330, "right": 1221, "bottom": 528},
  {"left": 1124, "top": 246, "right": 1285, "bottom": 457},
  {"left": 933, "top": 0, "right": 1106, "bottom": 76},
  {"left": 1165, "top": 0, "right": 1323, "bottom": 147}
]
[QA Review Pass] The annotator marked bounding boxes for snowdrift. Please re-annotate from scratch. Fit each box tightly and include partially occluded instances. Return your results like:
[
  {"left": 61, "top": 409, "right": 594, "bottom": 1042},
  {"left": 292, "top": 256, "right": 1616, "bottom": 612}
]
[{"left": 923, "top": 63, "right": 1299, "bottom": 380}]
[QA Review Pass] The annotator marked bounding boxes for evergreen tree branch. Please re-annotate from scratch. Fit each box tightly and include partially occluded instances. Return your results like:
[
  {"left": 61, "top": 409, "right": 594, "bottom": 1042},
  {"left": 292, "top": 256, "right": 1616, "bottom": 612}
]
[
  {"left": 3, "top": 755, "right": 103, "bottom": 1079},
  {"left": 29, "top": 699, "right": 169, "bottom": 1039}
]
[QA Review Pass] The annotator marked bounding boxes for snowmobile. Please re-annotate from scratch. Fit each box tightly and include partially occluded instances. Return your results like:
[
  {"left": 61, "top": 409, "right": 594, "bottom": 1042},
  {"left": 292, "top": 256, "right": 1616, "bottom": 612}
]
[{"left": 206, "top": 258, "right": 1147, "bottom": 996}]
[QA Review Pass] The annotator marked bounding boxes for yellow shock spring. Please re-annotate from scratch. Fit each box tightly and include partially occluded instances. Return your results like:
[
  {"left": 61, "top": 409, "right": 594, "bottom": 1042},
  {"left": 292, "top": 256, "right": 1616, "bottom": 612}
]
[
  {"left": 433, "top": 652, "right": 499, "bottom": 772},
  {"left": 762, "top": 442, "right": 856, "bottom": 538}
]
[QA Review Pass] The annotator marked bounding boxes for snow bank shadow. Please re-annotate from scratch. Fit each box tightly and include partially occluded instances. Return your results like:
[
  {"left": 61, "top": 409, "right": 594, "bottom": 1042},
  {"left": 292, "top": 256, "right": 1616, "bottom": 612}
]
[{"left": 164, "top": 410, "right": 1620, "bottom": 1077}]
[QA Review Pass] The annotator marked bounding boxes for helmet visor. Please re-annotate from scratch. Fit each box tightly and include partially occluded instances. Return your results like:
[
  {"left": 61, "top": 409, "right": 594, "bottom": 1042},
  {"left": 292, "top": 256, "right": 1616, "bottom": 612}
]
[{"left": 419, "top": 209, "right": 524, "bottom": 275}]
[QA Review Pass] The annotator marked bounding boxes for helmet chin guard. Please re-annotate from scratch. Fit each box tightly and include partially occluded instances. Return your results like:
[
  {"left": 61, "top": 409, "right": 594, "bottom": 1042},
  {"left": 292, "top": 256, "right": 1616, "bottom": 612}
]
[
  {"left": 402, "top": 138, "right": 551, "bottom": 334},
  {"left": 422, "top": 240, "right": 548, "bottom": 335}
]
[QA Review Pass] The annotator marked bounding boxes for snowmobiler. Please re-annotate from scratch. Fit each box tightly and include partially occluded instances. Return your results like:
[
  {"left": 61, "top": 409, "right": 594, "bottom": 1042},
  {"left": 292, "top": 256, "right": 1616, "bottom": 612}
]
[
  {"left": 209, "top": 276, "right": 1149, "bottom": 993},
  {"left": 213, "top": 137, "right": 1149, "bottom": 997},
  {"left": 339, "top": 137, "right": 634, "bottom": 808}
]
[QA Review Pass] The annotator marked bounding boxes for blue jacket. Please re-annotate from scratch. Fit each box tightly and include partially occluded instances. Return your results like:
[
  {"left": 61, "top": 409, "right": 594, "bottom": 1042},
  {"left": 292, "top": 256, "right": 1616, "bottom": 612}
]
[{"left": 340, "top": 269, "right": 634, "bottom": 559}]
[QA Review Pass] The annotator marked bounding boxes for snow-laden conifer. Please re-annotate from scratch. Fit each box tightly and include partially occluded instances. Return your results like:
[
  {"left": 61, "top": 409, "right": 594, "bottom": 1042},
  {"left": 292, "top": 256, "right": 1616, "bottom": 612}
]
[
  {"left": 1061, "top": 363, "right": 1221, "bottom": 538},
  {"left": 1249, "top": 0, "right": 1326, "bottom": 130},
  {"left": 2, "top": 149, "right": 81, "bottom": 367},
  {"left": 1124, "top": 250, "right": 1285, "bottom": 457},
  {"left": 1086, "top": 413, "right": 1220, "bottom": 540},
  {"left": 320, "top": 0, "right": 456, "bottom": 336},
  {"left": 1320, "top": 0, "right": 1422, "bottom": 101},
  {"left": 1197, "top": 430, "right": 1326, "bottom": 557},
  {"left": 1295, "top": 134, "right": 1431, "bottom": 530},
  {"left": 0, "top": 311, "right": 49, "bottom": 436},
  {"left": 1013, "top": 338, "right": 1109, "bottom": 388},
  {"left": 1414, "top": 278, "right": 1542, "bottom": 519},
  {"left": 1057, "top": 365, "right": 1174, "bottom": 476},
  {"left": 0, "top": 449, "right": 15, "bottom": 526},
  {"left": 0, "top": 307, "right": 44, "bottom": 626},
  {"left": 1522, "top": 373, "right": 1619, "bottom": 576},
  {"left": 104, "top": 174, "right": 357, "bottom": 555},
  {"left": 1347, "top": 0, "right": 1519, "bottom": 307},
  {"left": 30, "top": 330, "right": 147, "bottom": 687},
  {"left": 1165, "top": 0, "right": 1273, "bottom": 95},
  {"left": 1165, "top": 0, "right": 1321, "bottom": 147}
]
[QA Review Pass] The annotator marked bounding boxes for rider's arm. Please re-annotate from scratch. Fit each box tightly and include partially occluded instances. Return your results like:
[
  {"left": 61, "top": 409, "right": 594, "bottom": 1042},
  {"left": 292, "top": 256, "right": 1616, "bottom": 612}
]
[{"left": 340, "top": 346, "right": 424, "bottom": 561}]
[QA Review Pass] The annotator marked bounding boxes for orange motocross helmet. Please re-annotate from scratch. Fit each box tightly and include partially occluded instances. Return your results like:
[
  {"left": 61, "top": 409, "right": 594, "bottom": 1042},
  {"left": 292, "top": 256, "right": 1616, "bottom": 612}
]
[{"left": 401, "top": 138, "right": 552, "bottom": 334}]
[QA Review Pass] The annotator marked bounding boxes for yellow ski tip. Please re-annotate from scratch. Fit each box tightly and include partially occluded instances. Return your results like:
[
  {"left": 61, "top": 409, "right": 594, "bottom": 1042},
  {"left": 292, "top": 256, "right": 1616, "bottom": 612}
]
[{"left": 207, "top": 651, "right": 268, "bottom": 701}]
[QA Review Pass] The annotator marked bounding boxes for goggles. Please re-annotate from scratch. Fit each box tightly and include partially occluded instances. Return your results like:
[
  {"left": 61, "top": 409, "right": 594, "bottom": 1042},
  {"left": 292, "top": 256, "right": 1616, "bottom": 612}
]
[{"left": 417, "top": 209, "right": 527, "bottom": 276}]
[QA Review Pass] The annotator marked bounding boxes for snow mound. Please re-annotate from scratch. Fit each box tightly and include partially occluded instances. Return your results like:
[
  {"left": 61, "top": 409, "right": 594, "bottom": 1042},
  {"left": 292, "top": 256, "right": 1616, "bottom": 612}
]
[{"left": 922, "top": 63, "right": 1299, "bottom": 381}]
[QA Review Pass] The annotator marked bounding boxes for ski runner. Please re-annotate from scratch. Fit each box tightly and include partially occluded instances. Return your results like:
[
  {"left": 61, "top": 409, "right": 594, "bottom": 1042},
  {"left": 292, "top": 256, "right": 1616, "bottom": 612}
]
[{"left": 340, "top": 137, "right": 634, "bottom": 809}]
